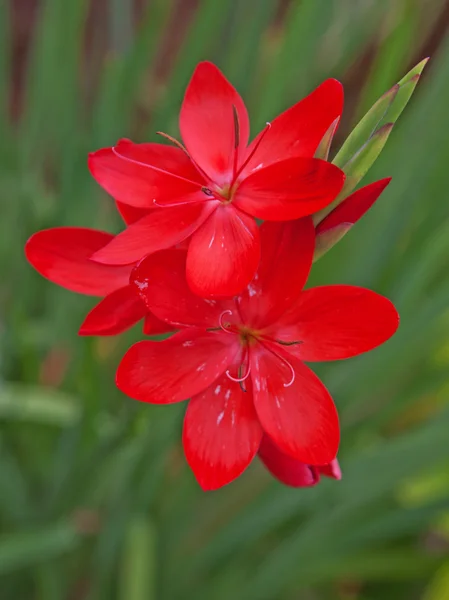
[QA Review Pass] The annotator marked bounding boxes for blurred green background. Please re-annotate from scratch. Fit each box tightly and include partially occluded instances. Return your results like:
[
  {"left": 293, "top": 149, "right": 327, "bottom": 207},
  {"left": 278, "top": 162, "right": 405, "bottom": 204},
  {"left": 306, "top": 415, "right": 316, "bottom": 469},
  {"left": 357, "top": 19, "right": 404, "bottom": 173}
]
[{"left": 2, "top": 0, "right": 449, "bottom": 598}]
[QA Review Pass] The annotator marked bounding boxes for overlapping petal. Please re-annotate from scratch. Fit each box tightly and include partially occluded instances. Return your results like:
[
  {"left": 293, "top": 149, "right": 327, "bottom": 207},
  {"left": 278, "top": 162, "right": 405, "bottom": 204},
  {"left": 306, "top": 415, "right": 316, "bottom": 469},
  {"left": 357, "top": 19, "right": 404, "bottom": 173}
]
[
  {"left": 258, "top": 435, "right": 342, "bottom": 487},
  {"left": 186, "top": 206, "right": 261, "bottom": 297},
  {"left": 142, "top": 313, "right": 176, "bottom": 336},
  {"left": 25, "top": 227, "right": 130, "bottom": 296},
  {"left": 234, "top": 157, "right": 345, "bottom": 221},
  {"left": 251, "top": 344, "right": 339, "bottom": 465},
  {"left": 272, "top": 285, "right": 399, "bottom": 361},
  {"left": 319, "top": 459, "right": 342, "bottom": 480},
  {"left": 180, "top": 61, "right": 250, "bottom": 184},
  {"left": 183, "top": 374, "right": 263, "bottom": 490},
  {"left": 91, "top": 203, "right": 214, "bottom": 265},
  {"left": 131, "top": 249, "right": 232, "bottom": 328},
  {"left": 238, "top": 218, "right": 315, "bottom": 328},
  {"left": 79, "top": 286, "right": 147, "bottom": 336},
  {"left": 243, "top": 78, "right": 344, "bottom": 172},
  {"left": 116, "top": 329, "right": 240, "bottom": 404},
  {"left": 88, "top": 141, "right": 203, "bottom": 208},
  {"left": 116, "top": 201, "right": 150, "bottom": 225},
  {"left": 258, "top": 434, "right": 318, "bottom": 487}
]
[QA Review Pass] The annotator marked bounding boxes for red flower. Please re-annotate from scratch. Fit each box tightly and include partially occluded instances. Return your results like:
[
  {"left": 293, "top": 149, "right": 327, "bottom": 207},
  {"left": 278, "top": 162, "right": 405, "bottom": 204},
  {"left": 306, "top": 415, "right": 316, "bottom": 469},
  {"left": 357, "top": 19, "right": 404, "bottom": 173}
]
[
  {"left": 116, "top": 218, "right": 399, "bottom": 490},
  {"left": 25, "top": 226, "right": 171, "bottom": 336},
  {"left": 314, "top": 178, "right": 392, "bottom": 259},
  {"left": 88, "top": 62, "right": 345, "bottom": 297},
  {"left": 258, "top": 434, "right": 341, "bottom": 487}
]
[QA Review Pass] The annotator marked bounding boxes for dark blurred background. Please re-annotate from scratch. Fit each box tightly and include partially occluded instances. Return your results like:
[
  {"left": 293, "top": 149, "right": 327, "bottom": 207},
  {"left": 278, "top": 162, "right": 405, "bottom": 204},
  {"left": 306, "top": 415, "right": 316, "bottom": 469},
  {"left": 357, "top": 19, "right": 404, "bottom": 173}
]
[{"left": 2, "top": 1, "right": 449, "bottom": 598}]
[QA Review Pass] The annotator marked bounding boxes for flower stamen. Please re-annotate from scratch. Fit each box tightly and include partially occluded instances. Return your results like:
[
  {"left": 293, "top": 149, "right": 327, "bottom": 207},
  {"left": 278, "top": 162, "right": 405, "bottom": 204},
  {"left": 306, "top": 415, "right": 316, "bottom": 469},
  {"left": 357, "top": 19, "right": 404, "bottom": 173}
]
[
  {"left": 226, "top": 363, "right": 251, "bottom": 383},
  {"left": 226, "top": 347, "right": 251, "bottom": 392},
  {"left": 218, "top": 310, "right": 234, "bottom": 333},
  {"left": 275, "top": 339, "right": 303, "bottom": 346},
  {"left": 152, "top": 196, "right": 212, "bottom": 208},
  {"left": 230, "top": 121, "right": 271, "bottom": 187},
  {"left": 155, "top": 131, "right": 214, "bottom": 183},
  {"left": 232, "top": 104, "right": 240, "bottom": 181},
  {"left": 112, "top": 146, "right": 203, "bottom": 189},
  {"left": 156, "top": 131, "right": 190, "bottom": 156},
  {"left": 259, "top": 340, "right": 296, "bottom": 388}
]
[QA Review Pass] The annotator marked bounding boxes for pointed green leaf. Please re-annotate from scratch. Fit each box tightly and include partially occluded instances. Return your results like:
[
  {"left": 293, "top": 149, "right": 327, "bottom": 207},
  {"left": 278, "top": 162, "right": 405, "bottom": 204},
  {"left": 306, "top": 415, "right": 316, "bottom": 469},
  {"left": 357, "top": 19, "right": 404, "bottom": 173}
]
[
  {"left": 380, "top": 70, "right": 424, "bottom": 126},
  {"left": 333, "top": 85, "right": 398, "bottom": 168},
  {"left": 333, "top": 58, "right": 428, "bottom": 169},
  {"left": 314, "top": 123, "right": 393, "bottom": 224},
  {"left": 343, "top": 122, "right": 394, "bottom": 189},
  {"left": 313, "top": 223, "right": 352, "bottom": 261},
  {"left": 398, "top": 56, "right": 430, "bottom": 86},
  {"left": 314, "top": 117, "right": 340, "bottom": 161}
]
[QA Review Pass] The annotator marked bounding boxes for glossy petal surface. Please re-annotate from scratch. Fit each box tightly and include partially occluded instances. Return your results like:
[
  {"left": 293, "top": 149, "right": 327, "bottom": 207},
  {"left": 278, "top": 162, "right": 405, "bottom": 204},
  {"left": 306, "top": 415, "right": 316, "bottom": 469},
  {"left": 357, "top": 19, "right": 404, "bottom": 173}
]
[
  {"left": 186, "top": 206, "right": 260, "bottom": 297},
  {"left": 79, "top": 286, "right": 146, "bottom": 336},
  {"left": 238, "top": 218, "right": 315, "bottom": 328},
  {"left": 243, "top": 78, "right": 344, "bottom": 171},
  {"left": 183, "top": 374, "right": 262, "bottom": 490},
  {"left": 131, "top": 250, "right": 232, "bottom": 328},
  {"left": 180, "top": 62, "right": 250, "bottom": 184},
  {"left": 92, "top": 203, "right": 213, "bottom": 265},
  {"left": 116, "top": 329, "right": 240, "bottom": 404},
  {"left": 88, "top": 141, "right": 202, "bottom": 208},
  {"left": 235, "top": 157, "right": 345, "bottom": 221},
  {"left": 25, "top": 227, "right": 130, "bottom": 296},
  {"left": 251, "top": 344, "right": 339, "bottom": 465},
  {"left": 272, "top": 285, "right": 400, "bottom": 361}
]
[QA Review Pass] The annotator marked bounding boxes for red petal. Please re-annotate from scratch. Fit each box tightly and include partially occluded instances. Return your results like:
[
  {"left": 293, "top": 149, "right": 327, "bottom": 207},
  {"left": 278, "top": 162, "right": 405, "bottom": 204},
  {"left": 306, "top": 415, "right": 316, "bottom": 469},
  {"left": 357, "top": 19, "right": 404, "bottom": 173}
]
[
  {"left": 258, "top": 434, "right": 319, "bottom": 487},
  {"left": 273, "top": 285, "right": 399, "bottom": 361},
  {"left": 319, "top": 459, "right": 342, "bottom": 480},
  {"left": 143, "top": 313, "right": 176, "bottom": 336},
  {"left": 25, "top": 227, "right": 130, "bottom": 296},
  {"left": 91, "top": 203, "right": 213, "bottom": 265},
  {"left": 235, "top": 157, "right": 345, "bottom": 221},
  {"left": 116, "top": 201, "right": 150, "bottom": 225},
  {"left": 251, "top": 344, "right": 339, "bottom": 465},
  {"left": 180, "top": 62, "right": 250, "bottom": 184},
  {"left": 243, "top": 78, "right": 343, "bottom": 172},
  {"left": 317, "top": 178, "right": 391, "bottom": 232},
  {"left": 238, "top": 218, "right": 315, "bottom": 328},
  {"left": 131, "top": 249, "right": 232, "bottom": 328},
  {"left": 116, "top": 329, "right": 240, "bottom": 404},
  {"left": 186, "top": 206, "right": 260, "bottom": 297},
  {"left": 88, "top": 141, "right": 202, "bottom": 208},
  {"left": 79, "top": 285, "right": 146, "bottom": 336},
  {"left": 183, "top": 374, "right": 263, "bottom": 490}
]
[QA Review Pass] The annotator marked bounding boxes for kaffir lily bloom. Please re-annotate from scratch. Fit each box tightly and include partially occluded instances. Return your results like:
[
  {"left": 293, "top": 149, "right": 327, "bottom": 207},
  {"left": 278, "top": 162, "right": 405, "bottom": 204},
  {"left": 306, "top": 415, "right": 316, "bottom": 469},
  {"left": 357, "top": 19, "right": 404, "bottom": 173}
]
[
  {"left": 116, "top": 218, "right": 399, "bottom": 490},
  {"left": 24, "top": 226, "right": 171, "bottom": 336},
  {"left": 258, "top": 434, "right": 341, "bottom": 487},
  {"left": 88, "top": 61, "right": 345, "bottom": 297}
]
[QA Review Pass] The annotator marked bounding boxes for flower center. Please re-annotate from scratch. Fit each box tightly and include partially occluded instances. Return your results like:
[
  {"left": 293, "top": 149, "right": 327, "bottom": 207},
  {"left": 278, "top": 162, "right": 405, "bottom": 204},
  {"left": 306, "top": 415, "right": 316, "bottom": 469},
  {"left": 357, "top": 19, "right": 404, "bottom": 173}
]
[
  {"left": 201, "top": 182, "right": 237, "bottom": 205},
  {"left": 217, "top": 183, "right": 233, "bottom": 203},
  {"left": 217, "top": 310, "right": 300, "bottom": 391}
]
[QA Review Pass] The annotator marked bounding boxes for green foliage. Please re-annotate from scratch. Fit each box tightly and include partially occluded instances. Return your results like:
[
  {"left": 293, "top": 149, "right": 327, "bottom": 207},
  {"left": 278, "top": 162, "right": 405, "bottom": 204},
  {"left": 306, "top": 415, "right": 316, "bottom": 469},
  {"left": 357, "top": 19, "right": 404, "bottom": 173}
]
[{"left": 1, "top": 1, "right": 449, "bottom": 598}]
